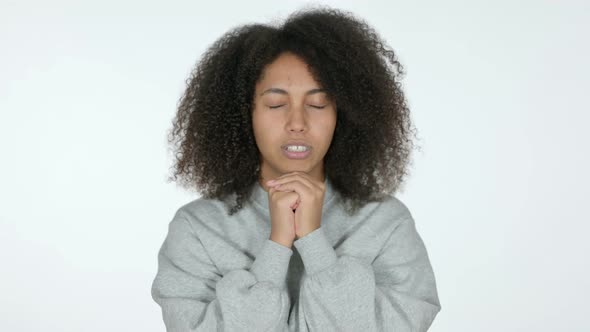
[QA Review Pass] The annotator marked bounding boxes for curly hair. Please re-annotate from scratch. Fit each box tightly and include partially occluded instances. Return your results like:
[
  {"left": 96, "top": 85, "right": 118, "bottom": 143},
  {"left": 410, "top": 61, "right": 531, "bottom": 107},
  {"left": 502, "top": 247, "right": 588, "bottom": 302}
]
[{"left": 166, "top": 5, "right": 421, "bottom": 216}]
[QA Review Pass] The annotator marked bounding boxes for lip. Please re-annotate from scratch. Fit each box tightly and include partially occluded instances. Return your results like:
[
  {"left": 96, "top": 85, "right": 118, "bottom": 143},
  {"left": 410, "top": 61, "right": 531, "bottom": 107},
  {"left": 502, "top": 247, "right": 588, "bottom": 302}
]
[
  {"left": 281, "top": 140, "right": 312, "bottom": 149},
  {"left": 281, "top": 145, "right": 312, "bottom": 160}
]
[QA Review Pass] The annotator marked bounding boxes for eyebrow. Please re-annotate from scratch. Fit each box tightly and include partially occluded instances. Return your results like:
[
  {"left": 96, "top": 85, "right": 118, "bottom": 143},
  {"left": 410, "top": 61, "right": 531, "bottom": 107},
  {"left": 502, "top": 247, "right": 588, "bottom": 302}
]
[{"left": 259, "top": 88, "right": 327, "bottom": 96}]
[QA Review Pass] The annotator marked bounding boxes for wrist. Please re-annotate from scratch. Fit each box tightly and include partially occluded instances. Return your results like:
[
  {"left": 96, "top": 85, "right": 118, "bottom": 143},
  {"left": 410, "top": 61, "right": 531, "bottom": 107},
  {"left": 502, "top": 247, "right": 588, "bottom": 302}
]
[{"left": 270, "top": 235, "right": 293, "bottom": 248}]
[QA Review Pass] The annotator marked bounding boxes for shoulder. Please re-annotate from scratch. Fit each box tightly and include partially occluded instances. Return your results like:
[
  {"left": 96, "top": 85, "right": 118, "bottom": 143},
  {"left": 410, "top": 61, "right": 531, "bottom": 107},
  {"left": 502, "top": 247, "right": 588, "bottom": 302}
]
[
  {"left": 358, "top": 193, "right": 415, "bottom": 229},
  {"left": 379, "top": 194, "right": 413, "bottom": 220},
  {"left": 173, "top": 194, "right": 236, "bottom": 228}
]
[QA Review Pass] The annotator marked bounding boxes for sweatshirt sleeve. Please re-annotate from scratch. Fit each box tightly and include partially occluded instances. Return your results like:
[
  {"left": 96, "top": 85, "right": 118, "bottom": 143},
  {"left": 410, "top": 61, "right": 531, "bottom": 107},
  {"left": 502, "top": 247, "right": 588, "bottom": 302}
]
[
  {"left": 293, "top": 218, "right": 441, "bottom": 332},
  {"left": 151, "top": 211, "right": 293, "bottom": 332}
]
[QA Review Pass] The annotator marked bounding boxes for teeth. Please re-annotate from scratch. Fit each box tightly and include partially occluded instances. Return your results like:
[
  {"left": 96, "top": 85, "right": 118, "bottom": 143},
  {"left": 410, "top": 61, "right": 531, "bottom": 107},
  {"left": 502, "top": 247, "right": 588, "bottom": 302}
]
[{"left": 286, "top": 145, "right": 309, "bottom": 152}]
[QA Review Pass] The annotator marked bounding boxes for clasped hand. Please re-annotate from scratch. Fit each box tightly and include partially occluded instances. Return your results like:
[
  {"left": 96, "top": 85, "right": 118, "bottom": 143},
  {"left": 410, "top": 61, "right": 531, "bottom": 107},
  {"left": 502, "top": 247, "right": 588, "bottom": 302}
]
[{"left": 266, "top": 171, "right": 326, "bottom": 240}]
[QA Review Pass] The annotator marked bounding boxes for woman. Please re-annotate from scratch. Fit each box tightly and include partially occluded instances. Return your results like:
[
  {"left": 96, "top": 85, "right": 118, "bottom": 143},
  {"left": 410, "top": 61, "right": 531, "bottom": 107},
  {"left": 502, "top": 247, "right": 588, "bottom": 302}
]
[{"left": 151, "top": 6, "right": 441, "bottom": 331}]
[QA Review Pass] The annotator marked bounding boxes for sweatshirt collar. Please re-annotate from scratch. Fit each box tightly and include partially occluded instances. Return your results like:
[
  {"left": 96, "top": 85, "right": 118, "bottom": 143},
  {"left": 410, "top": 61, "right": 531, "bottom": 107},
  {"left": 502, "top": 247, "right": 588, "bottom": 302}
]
[{"left": 250, "top": 176, "right": 335, "bottom": 211}]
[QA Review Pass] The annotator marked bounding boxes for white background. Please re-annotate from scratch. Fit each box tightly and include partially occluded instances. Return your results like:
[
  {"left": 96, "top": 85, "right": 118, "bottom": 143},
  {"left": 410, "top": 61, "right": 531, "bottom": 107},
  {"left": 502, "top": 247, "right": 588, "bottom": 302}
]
[{"left": 1, "top": 0, "right": 589, "bottom": 331}]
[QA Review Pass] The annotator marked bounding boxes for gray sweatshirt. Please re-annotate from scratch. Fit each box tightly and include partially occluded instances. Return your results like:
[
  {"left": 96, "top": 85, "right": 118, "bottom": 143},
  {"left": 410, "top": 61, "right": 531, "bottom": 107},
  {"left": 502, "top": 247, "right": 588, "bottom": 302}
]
[{"left": 151, "top": 177, "right": 441, "bottom": 331}]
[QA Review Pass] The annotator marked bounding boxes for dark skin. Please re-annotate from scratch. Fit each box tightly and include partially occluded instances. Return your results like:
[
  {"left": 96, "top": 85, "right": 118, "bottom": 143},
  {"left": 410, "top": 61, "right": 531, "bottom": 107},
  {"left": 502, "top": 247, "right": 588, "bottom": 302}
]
[
  {"left": 267, "top": 172, "right": 326, "bottom": 243},
  {"left": 252, "top": 52, "right": 336, "bottom": 248}
]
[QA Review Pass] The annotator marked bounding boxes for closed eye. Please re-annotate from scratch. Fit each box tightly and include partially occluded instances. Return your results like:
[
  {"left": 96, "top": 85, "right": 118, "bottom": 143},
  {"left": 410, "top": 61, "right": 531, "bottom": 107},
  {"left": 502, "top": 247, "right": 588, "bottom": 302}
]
[{"left": 268, "top": 104, "right": 327, "bottom": 109}]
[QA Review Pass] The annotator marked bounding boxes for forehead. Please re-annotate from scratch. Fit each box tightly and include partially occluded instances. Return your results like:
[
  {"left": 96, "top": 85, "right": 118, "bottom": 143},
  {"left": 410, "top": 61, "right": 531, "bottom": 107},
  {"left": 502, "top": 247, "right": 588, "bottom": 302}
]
[{"left": 256, "top": 53, "right": 322, "bottom": 90}]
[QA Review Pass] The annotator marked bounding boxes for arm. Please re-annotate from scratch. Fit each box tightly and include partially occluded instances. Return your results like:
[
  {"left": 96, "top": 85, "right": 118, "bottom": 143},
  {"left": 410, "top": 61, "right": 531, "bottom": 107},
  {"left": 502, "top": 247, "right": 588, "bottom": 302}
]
[
  {"left": 151, "top": 211, "right": 293, "bottom": 332},
  {"left": 293, "top": 218, "right": 441, "bottom": 332}
]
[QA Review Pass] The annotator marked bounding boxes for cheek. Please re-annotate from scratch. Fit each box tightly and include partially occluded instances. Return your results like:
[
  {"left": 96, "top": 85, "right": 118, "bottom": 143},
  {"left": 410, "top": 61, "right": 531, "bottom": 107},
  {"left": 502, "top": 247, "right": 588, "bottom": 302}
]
[
  {"left": 253, "top": 107, "right": 280, "bottom": 127},
  {"left": 316, "top": 113, "right": 337, "bottom": 147},
  {"left": 316, "top": 112, "right": 337, "bottom": 132},
  {"left": 252, "top": 113, "right": 280, "bottom": 151},
  {"left": 251, "top": 113, "right": 267, "bottom": 148}
]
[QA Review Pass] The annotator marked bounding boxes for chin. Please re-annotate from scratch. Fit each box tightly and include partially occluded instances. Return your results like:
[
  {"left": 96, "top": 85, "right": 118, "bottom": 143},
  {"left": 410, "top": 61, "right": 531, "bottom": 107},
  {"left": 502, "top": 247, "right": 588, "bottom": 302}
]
[{"left": 284, "top": 165, "right": 315, "bottom": 174}]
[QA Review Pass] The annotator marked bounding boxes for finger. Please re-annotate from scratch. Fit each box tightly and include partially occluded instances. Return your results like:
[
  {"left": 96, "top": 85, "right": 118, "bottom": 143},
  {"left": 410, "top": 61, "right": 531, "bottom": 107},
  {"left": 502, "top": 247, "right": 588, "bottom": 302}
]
[
  {"left": 275, "top": 171, "right": 313, "bottom": 182},
  {"left": 268, "top": 174, "right": 315, "bottom": 191},
  {"left": 268, "top": 185, "right": 278, "bottom": 196},
  {"left": 272, "top": 180, "right": 313, "bottom": 198}
]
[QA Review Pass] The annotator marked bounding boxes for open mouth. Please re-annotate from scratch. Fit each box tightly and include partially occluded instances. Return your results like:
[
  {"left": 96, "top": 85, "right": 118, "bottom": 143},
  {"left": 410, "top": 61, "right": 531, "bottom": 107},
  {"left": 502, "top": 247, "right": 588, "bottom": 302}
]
[{"left": 282, "top": 146, "right": 311, "bottom": 159}]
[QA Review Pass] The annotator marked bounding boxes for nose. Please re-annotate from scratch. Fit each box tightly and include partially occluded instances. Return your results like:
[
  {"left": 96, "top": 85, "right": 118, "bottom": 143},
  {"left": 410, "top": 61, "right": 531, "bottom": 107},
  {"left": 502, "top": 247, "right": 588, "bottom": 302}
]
[{"left": 286, "top": 106, "right": 307, "bottom": 133}]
